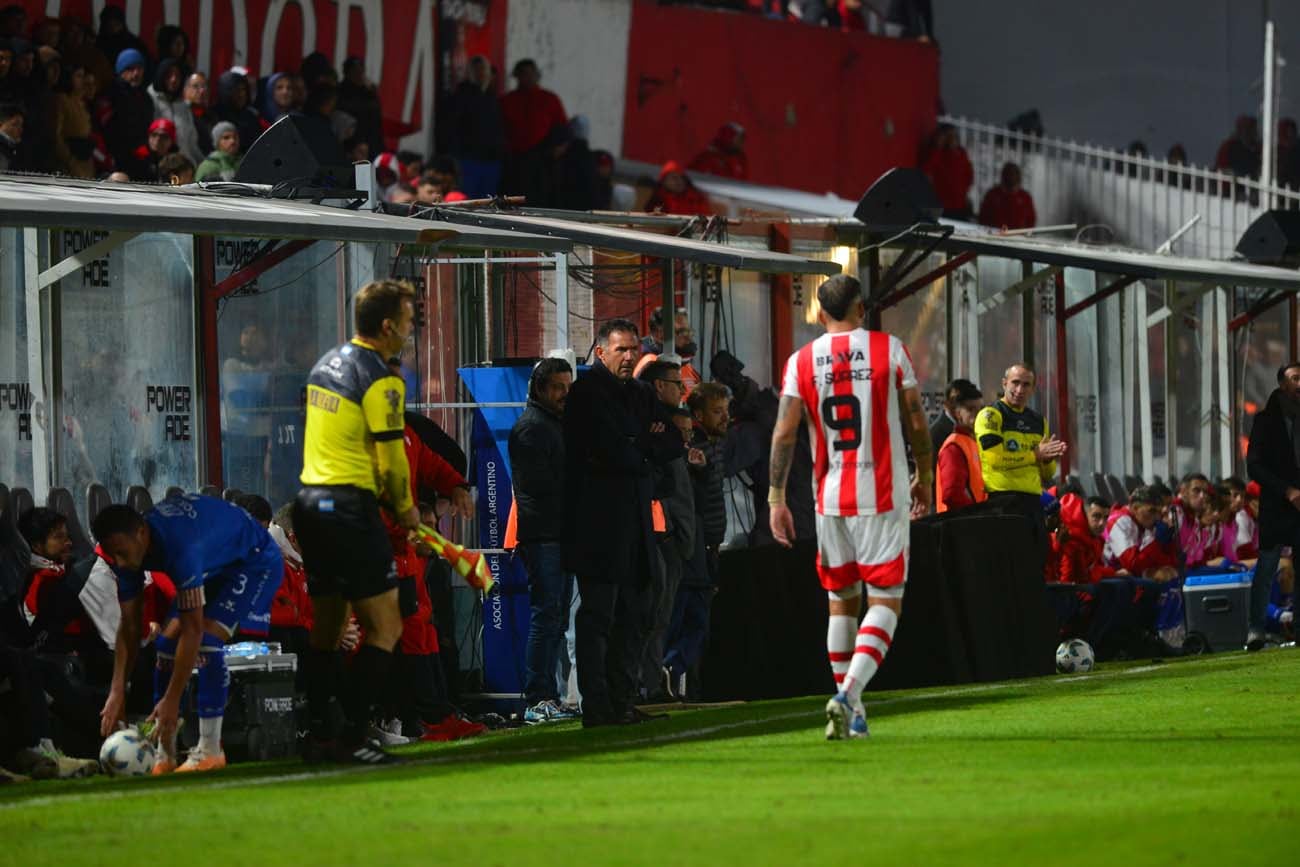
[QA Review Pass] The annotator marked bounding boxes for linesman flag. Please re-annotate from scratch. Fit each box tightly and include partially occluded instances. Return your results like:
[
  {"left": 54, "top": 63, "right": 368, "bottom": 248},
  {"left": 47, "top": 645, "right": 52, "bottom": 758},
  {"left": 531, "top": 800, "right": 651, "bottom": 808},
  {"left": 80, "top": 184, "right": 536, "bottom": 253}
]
[{"left": 416, "top": 524, "right": 495, "bottom": 595}]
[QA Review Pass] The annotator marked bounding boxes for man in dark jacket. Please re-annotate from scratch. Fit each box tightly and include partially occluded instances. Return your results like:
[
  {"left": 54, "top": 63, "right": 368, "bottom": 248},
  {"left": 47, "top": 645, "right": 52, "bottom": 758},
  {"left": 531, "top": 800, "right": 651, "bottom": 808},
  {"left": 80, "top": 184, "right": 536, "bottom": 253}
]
[
  {"left": 1245, "top": 362, "right": 1300, "bottom": 649},
  {"left": 446, "top": 55, "right": 505, "bottom": 199},
  {"left": 637, "top": 359, "right": 697, "bottom": 701},
  {"left": 99, "top": 48, "right": 152, "bottom": 178},
  {"left": 510, "top": 357, "right": 577, "bottom": 722},
  {"left": 337, "top": 57, "right": 384, "bottom": 158},
  {"left": 564, "top": 319, "right": 681, "bottom": 726},
  {"left": 664, "top": 382, "right": 730, "bottom": 700}
]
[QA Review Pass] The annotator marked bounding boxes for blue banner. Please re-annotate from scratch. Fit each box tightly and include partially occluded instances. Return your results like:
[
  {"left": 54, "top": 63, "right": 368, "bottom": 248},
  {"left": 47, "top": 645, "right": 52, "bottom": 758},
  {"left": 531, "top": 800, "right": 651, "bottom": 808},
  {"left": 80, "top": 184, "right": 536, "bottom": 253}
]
[{"left": 459, "top": 366, "right": 532, "bottom": 696}]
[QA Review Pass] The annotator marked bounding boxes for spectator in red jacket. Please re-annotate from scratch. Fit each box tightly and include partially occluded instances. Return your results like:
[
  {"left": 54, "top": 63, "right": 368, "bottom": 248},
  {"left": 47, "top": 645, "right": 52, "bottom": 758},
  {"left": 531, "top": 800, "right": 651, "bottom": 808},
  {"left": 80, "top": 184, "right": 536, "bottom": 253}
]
[
  {"left": 646, "top": 160, "right": 712, "bottom": 216},
  {"left": 1103, "top": 486, "right": 1178, "bottom": 581},
  {"left": 922, "top": 123, "right": 974, "bottom": 219},
  {"left": 689, "top": 122, "right": 749, "bottom": 180},
  {"left": 1052, "top": 494, "right": 1117, "bottom": 584},
  {"left": 978, "top": 161, "right": 1036, "bottom": 230},
  {"left": 499, "top": 59, "right": 566, "bottom": 206}
]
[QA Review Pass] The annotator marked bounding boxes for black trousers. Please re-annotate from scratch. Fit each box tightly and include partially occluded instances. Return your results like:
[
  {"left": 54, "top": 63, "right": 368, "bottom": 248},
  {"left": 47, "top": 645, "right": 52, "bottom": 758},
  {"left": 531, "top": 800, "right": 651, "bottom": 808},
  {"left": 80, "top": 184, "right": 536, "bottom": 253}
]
[{"left": 575, "top": 576, "right": 650, "bottom": 721}]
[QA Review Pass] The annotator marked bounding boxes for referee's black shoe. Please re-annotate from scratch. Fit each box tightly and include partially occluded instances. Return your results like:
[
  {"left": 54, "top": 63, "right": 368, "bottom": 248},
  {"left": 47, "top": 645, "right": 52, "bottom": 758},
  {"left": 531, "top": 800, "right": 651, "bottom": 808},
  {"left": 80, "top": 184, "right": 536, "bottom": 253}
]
[{"left": 338, "top": 736, "right": 405, "bottom": 765}]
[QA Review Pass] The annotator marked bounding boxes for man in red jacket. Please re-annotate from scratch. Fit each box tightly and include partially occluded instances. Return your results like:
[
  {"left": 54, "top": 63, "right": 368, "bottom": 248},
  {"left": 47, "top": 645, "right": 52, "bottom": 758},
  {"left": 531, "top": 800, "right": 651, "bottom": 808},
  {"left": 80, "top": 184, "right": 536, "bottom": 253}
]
[
  {"left": 499, "top": 59, "right": 566, "bottom": 206},
  {"left": 921, "top": 124, "right": 974, "bottom": 220},
  {"left": 1104, "top": 486, "right": 1178, "bottom": 581},
  {"left": 978, "top": 162, "right": 1036, "bottom": 230},
  {"left": 1053, "top": 494, "right": 1117, "bottom": 584}
]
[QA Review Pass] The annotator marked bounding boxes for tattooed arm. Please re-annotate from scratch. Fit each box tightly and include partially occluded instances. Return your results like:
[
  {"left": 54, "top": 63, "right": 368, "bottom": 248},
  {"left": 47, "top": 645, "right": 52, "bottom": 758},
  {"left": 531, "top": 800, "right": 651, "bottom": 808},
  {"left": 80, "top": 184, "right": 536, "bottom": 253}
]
[
  {"left": 768, "top": 394, "right": 804, "bottom": 547},
  {"left": 899, "top": 385, "right": 933, "bottom": 517}
]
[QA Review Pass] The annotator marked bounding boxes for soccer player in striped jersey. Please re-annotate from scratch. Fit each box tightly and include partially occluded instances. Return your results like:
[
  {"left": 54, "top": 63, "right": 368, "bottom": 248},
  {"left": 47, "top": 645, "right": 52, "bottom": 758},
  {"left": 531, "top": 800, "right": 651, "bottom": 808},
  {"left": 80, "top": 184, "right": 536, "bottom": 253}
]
[{"left": 768, "top": 274, "right": 932, "bottom": 740}]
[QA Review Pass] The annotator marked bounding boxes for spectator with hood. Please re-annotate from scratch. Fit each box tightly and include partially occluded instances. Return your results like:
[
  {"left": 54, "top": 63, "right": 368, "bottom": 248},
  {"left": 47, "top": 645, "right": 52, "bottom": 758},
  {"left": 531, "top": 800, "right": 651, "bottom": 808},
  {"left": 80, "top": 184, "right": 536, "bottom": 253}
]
[
  {"left": 646, "top": 161, "right": 711, "bottom": 215},
  {"left": 689, "top": 122, "right": 749, "bottom": 180},
  {"left": 212, "top": 68, "right": 261, "bottom": 154},
  {"left": 98, "top": 48, "right": 153, "bottom": 179},
  {"left": 259, "top": 71, "right": 296, "bottom": 126},
  {"left": 922, "top": 123, "right": 974, "bottom": 219},
  {"left": 154, "top": 25, "right": 192, "bottom": 77},
  {"left": 95, "top": 6, "right": 146, "bottom": 74},
  {"left": 446, "top": 55, "right": 505, "bottom": 199},
  {"left": 978, "top": 162, "right": 1036, "bottom": 230},
  {"left": 337, "top": 56, "right": 383, "bottom": 157}
]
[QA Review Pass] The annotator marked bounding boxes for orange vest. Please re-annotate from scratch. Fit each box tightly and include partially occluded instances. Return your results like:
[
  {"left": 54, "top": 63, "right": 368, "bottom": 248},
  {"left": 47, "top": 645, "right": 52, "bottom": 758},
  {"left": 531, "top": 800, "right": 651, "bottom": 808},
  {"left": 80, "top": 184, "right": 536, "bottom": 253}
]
[{"left": 935, "top": 431, "right": 987, "bottom": 513}]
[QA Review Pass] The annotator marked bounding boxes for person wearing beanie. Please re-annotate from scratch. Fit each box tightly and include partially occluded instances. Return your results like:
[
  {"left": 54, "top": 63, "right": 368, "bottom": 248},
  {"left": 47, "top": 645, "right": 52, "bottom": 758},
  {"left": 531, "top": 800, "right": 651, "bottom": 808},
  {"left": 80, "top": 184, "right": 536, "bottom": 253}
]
[
  {"left": 195, "top": 121, "right": 242, "bottom": 182},
  {"left": 98, "top": 47, "right": 153, "bottom": 179}
]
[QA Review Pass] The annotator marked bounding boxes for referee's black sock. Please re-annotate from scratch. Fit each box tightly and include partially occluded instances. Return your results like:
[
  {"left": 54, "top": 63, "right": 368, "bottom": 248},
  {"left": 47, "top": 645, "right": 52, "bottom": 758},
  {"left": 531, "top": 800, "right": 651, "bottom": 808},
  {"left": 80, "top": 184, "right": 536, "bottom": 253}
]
[
  {"left": 305, "top": 648, "right": 341, "bottom": 741},
  {"left": 342, "top": 644, "right": 394, "bottom": 745}
]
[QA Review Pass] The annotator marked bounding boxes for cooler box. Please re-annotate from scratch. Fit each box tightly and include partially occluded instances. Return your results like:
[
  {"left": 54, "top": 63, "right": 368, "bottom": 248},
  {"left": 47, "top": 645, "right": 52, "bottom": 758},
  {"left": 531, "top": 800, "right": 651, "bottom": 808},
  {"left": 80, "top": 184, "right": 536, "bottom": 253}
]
[
  {"left": 184, "top": 643, "right": 299, "bottom": 761},
  {"left": 1183, "top": 569, "right": 1252, "bottom": 652}
]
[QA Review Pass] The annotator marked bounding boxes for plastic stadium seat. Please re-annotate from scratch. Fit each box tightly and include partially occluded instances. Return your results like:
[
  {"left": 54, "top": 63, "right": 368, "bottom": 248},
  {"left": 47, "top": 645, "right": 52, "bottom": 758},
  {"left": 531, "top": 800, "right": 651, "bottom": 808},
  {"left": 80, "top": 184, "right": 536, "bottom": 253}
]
[
  {"left": 1091, "top": 473, "right": 1107, "bottom": 499},
  {"left": 222, "top": 488, "right": 243, "bottom": 502},
  {"left": 1105, "top": 474, "right": 1128, "bottom": 505},
  {"left": 86, "top": 483, "right": 113, "bottom": 536},
  {"left": 199, "top": 485, "right": 220, "bottom": 498},
  {"left": 1151, "top": 475, "right": 1164, "bottom": 488},
  {"left": 1063, "top": 474, "right": 1085, "bottom": 497},
  {"left": 126, "top": 485, "right": 154, "bottom": 515},
  {"left": 1123, "top": 475, "right": 1143, "bottom": 495},
  {"left": 46, "top": 487, "right": 94, "bottom": 561},
  {"left": 10, "top": 487, "right": 34, "bottom": 526},
  {"left": 164, "top": 486, "right": 184, "bottom": 500}
]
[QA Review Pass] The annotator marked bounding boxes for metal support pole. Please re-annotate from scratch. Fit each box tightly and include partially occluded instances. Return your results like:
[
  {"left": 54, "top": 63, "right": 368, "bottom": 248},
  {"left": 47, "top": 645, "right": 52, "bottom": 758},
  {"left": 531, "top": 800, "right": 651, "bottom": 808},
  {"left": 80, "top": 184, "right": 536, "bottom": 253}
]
[
  {"left": 1122, "top": 284, "right": 1136, "bottom": 475},
  {"left": 866, "top": 248, "right": 882, "bottom": 331},
  {"left": 1215, "top": 289, "right": 1232, "bottom": 475},
  {"left": 1136, "top": 285, "right": 1154, "bottom": 479},
  {"left": 553, "top": 251, "right": 569, "bottom": 354},
  {"left": 1291, "top": 294, "right": 1298, "bottom": 358},
  {"left": 1022, "top": 260, "right": 1036, "bottom": 368},
  {"left": 1199, "top": 291, "right": 1214, "bottom": 474},
  {"left": 1263, "top": 20, "right": 1278, "bottom": 207},
  {"left": 1054, "top": 270, "right": 1069, "bottom": 478},
  {"left": 22, "top": 228, "right": 49, "bottom": 499},
  {"left": 662, "top": 261, "right": 675, "bottom": 350},
  {"left": 1164, "top": 280, "right": 1179, "bottom": 477}
]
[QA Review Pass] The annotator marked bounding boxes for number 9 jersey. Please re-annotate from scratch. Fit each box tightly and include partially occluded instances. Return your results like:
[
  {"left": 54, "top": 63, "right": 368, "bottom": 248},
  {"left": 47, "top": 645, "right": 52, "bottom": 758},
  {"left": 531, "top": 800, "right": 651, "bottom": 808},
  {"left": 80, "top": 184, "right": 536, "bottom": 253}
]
[{"left": 781, "top": 328, "right": 917, "bottom": 518}]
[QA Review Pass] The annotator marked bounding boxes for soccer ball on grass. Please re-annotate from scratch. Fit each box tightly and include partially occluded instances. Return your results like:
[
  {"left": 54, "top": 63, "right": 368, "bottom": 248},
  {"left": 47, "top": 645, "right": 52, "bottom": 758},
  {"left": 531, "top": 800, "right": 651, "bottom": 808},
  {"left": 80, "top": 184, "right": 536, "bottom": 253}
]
[
  {"left": 99, "top": 728, "right": 156, "bottom": 777},
  {"left": 1055, "top": 639, "right": 1095, "bottom": 674}
]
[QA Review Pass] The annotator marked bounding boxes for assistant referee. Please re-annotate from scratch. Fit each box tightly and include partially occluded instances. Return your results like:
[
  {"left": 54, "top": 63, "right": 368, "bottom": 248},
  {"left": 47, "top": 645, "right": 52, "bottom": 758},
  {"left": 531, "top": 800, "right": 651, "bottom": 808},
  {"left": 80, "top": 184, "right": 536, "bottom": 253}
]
[{"left": 294, "top": 279, "right": 419, "bottom": 764}]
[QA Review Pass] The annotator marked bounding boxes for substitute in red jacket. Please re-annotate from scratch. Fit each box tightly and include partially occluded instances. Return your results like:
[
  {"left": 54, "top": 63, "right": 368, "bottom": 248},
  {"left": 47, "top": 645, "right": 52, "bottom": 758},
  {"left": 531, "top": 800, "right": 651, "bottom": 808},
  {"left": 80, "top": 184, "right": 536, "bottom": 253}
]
[
  {"left": 688, "top": 123, "right": 749, "bottom": 181},
  {"left": 646, "top": 160, "right": 712, "bottom": 216},
  {"left": 1053, "top": 493, "right": 1117, "bottom": 584},
  {"left": 1103, "top": 486, "right": 1178, "bottom": 581},
  {"left": 978, "top": 161, "right": 1036, "bottom": 230}
]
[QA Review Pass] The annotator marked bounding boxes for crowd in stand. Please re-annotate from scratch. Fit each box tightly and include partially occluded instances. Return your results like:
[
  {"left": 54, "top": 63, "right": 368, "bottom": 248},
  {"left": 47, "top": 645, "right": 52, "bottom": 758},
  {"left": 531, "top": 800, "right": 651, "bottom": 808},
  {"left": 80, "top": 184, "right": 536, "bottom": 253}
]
[{"left": 665, "top": 1, "right": 935, "bottom": 38}]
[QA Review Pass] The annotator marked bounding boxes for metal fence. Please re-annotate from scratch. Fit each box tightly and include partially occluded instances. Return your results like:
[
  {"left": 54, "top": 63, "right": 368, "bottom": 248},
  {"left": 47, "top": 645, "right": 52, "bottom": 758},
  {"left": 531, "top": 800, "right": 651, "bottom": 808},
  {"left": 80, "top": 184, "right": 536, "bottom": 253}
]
[{"left": 942, "top": 114, "right": 1300, "bottom": 259}]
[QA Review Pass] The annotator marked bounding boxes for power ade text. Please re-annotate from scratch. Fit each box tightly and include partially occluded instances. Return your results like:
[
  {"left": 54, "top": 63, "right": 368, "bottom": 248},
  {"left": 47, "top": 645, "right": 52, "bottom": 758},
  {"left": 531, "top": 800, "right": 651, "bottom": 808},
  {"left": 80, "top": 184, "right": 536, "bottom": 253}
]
[
  {"left": 1, "top": 382, "right": 31, "bottom": 441},
  {"left": 61, "top": 230, "right": 110, "bottom": 288},
  {"left": 146, "top": 385, "right": 192, "bottom": 442}
]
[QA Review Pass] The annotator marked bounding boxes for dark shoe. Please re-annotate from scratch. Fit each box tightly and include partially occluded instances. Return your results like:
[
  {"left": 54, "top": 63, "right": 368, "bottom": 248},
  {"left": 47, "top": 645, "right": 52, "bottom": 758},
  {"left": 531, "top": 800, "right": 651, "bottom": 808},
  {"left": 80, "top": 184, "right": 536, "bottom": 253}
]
[
  {"left": 1245, "top": 629, "right": 1267, "bottom": 652},
  {"left": 336, "top": 737, "right": 404, "bottom": 765}
]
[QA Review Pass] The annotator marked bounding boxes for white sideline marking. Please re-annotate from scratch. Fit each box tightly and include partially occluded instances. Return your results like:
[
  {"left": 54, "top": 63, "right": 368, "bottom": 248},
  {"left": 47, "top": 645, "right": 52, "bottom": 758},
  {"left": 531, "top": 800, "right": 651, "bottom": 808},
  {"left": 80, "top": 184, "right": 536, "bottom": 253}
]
[{"left": 0, "top": 654, "right": 1252, "bottom": 811}]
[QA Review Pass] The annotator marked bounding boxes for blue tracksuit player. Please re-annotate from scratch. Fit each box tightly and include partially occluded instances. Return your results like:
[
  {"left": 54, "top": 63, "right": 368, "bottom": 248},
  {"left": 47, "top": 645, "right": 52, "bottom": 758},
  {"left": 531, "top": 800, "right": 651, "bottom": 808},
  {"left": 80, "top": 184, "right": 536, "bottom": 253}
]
[{"left": 93, "top": 494, "right": 282, "bottom": 774}]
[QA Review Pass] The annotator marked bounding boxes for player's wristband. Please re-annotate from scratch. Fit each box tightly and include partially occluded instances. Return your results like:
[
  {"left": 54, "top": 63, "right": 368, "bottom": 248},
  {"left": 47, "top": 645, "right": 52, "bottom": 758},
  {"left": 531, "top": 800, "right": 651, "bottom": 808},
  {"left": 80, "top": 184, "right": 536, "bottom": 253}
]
[{"left": 767, "top": 487, "right": 786, "bottom": 506}]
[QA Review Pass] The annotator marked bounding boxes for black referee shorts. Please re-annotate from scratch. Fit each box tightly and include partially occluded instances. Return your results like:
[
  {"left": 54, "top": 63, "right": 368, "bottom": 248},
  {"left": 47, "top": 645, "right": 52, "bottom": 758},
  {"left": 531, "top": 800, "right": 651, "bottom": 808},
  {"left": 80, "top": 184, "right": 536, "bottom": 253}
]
[{"left": 293, "top": 485, "right": 398, "bottom": 601}]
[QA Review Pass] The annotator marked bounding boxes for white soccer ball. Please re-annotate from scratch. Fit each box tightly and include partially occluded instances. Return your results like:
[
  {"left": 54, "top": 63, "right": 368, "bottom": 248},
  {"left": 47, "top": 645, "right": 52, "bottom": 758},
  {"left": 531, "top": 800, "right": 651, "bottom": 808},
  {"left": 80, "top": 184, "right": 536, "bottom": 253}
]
[
  {"left": 99, "top": 729, "right": 156, "bottom": 777},
  {"left": 1055, "top": 639, "right": 1095, "bottom": 674}
]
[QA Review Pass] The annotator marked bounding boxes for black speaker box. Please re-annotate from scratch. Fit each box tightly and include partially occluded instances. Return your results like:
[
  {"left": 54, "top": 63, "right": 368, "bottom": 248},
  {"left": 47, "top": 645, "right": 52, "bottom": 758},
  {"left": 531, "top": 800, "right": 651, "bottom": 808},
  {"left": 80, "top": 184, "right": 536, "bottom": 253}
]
[
  {"left": 854, "top": 167, "right": 943, "bottom": 230},
  {"left": 233, "top": 115, "right": 350, "bottom": 187},
  {"left": 1236, "top": 210, "right": 1300, "bottom": 264}
]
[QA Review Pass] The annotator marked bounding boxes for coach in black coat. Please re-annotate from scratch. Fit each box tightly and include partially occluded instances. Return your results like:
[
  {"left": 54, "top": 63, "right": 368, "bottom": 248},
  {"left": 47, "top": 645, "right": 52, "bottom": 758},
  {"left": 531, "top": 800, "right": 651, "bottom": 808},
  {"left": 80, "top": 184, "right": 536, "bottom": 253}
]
[
  {"left": 563, "top": 321, "right": 681, "bottom": 725},
  {"left": 1245, "top": 365, "right": 1300, "bottom": 644}
]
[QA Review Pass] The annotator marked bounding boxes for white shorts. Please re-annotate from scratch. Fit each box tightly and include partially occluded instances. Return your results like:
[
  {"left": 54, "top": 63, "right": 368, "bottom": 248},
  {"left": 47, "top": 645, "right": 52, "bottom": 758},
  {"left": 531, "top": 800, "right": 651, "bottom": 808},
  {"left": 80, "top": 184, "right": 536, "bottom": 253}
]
[{"left": 815, "top": 510, "right": 909, "bottom": 593}]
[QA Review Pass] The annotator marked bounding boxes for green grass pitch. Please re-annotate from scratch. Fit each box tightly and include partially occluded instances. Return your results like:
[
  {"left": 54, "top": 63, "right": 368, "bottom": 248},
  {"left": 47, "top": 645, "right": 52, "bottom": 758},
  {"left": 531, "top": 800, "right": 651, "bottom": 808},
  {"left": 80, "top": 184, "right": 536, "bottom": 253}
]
[{"left": 3, "top": 650, "right": 1297, "bottom": 866}]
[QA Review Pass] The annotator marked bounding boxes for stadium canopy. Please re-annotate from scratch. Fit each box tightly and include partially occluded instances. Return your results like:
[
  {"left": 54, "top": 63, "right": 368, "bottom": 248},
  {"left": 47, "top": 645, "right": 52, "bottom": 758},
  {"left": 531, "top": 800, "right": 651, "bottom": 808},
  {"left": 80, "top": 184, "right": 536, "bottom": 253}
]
[{"left": 830, "top": 219, "right": 1300, "bottom": 480}]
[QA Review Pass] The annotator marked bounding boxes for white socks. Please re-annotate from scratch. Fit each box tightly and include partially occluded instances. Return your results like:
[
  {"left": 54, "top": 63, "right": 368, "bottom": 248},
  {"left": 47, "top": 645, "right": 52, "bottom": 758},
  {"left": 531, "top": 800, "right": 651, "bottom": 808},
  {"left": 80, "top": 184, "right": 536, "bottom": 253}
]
[
  {"left": 841, "top": 605, "right": 899, "bottom": 706},
  {"left": 826, "top": 615, "right": 856, "bottom": 690},
  {"left": 198, "top": 716, "right": 224, "bottom": 755}
]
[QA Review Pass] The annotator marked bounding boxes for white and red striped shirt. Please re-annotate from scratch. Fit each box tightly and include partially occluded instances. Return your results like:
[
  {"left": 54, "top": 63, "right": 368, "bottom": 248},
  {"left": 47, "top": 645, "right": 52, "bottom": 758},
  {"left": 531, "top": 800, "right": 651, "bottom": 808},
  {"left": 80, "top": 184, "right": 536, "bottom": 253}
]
[{"left": 781, "top": 328, "right": 917, "bottom": 517}]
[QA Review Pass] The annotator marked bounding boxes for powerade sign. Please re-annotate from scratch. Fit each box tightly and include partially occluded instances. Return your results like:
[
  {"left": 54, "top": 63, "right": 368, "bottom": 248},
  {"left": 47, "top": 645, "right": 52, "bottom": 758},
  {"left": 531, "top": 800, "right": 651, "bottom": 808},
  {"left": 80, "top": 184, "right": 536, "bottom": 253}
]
[{"left": 459, "top": 366, "right": 532, "bottom": 695}]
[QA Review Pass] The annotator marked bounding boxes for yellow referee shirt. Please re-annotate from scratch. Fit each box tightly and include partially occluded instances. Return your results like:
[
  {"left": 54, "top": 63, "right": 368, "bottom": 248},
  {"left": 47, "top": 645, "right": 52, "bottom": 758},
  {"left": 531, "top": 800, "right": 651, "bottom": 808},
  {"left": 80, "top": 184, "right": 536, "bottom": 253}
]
[{"left": 974, "top": 399, "right": 1056, "bottom": 495}]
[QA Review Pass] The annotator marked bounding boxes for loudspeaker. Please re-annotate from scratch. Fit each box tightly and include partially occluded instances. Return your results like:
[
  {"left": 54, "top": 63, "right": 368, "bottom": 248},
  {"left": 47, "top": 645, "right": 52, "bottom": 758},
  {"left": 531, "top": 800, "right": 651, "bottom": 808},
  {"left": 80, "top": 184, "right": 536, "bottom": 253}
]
[
  {"left": 1236, "top": 210, "right": 1300, "bottom": 264},
  {"left": 854, "top": 168, "right": 943, "bottom": 230},
  {"left": 233, "top": 115, "right": 350, "bottom": 187}
]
